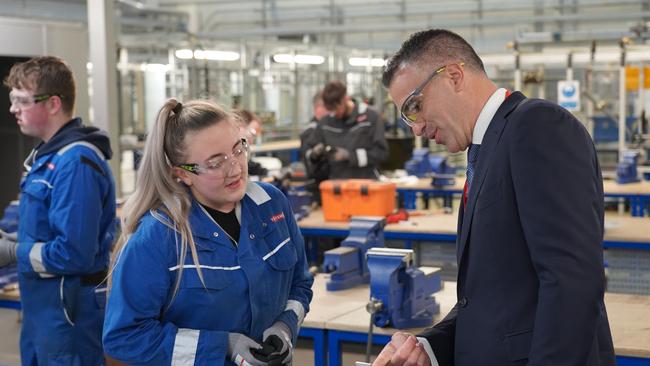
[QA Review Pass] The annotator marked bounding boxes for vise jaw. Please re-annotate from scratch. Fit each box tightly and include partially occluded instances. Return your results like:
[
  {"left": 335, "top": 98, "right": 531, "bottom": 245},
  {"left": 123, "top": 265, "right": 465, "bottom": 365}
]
[
  {"left": 366, "top": 248, "right": 442, "bottom": 329},
  {"left": 324, "top": 216, "right": 385, "bottom": 291}
]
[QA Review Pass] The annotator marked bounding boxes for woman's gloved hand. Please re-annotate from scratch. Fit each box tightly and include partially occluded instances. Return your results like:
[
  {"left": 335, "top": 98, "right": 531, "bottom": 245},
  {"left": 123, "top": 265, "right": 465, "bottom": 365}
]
[
  {"left": 227, "top": 333, "right": 266, "bottom": 366},
  {"left": 260, "top": 321, "right": 293, "bottom": 365}
]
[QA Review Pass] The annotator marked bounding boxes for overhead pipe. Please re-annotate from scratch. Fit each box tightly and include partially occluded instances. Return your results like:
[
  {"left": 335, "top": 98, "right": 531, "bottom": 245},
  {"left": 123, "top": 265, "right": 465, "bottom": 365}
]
[{"left": 197, "top": 11, "right": 650, "bottom": 38}]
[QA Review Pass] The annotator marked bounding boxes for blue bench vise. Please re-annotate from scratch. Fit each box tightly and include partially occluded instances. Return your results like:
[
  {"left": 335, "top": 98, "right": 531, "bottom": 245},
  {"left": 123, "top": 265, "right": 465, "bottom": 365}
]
[
  {"left": 404, "top": 148, "right": 456, "bottom": 186},
  {"left": 323, "top": 217, "right": 385, "bottom": 291},
  {"left": 366, "top": 248, "right": 442, "bottom": 329},
  {"left": 287, "top": 187, "right": 312, "bottom": 221},
  {"left": 617, "top": 150, "right": 641, "bottom": 184},
  {"left": 429, "top": 156, "right": 456, "bottom": 187},
  {"left": 405, "top": 148, "right": 432, "bottom": 177}
]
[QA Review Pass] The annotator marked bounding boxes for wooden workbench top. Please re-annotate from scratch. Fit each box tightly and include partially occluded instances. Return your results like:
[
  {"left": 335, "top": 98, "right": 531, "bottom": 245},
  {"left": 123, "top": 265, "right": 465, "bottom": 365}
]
[
  {"left": 250, "top": 139, "right": 300, "bottom": 153},
  {"left": 604, "top": 214, "right": 650, "bottom": 244},
  {"left": 300, "top": 209, "right": 648, "bottom": 244},
  {"left": 392, "top": 177, "right": 650, "bottom": 196},
  {"left": 299, "top": 209, "right": 458, "bottom": 236},
  {"left": 603, "top": 180, "right": 650, "bottom": 195},
  {"left": 303, "top": 274, "right": 371, "bottom": 329},
  {"left": 321, "top": 279, "right": 650, "bottom": 358},
  {"left": 0, "top": 287, "right": 19, "bottom": 302},
  {"left": 393, "top": 178, "right": 465, "bottom": 191}
]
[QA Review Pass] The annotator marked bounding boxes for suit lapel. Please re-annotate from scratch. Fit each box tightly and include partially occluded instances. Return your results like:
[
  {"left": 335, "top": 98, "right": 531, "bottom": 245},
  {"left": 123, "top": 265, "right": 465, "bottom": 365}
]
[{"left": 457, "top": 92, "right": 527, "bottom": 264}]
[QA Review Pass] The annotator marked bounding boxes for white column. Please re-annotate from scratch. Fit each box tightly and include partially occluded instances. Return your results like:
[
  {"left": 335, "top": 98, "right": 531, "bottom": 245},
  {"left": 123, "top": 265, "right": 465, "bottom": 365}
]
[{"left": 87, "top": 0, "right": 121, "bottom": 195}]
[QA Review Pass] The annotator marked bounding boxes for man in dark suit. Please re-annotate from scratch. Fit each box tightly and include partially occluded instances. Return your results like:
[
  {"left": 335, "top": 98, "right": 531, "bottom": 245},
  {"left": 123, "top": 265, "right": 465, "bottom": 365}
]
[{"left": 374, "top": 29, "right": 615, "bottom": 366}]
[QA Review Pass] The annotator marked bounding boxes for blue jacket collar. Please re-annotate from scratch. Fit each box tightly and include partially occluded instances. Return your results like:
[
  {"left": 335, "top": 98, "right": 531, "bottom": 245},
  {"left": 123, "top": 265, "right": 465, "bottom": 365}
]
[{"left": 189, "top": 182, "right": 271, "bottom": 241}]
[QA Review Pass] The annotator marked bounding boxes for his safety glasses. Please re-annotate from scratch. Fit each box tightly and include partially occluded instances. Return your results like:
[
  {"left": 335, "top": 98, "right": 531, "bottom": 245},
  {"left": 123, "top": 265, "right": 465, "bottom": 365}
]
[
  {"left": 177, "top": 138, "right": 250, "bottom": 178},
  {"left": 400, "top": 62, "right": 464, "bottom": 127},
  {"left": 9, "top": 92, "right": 62, "bottom": 109}
]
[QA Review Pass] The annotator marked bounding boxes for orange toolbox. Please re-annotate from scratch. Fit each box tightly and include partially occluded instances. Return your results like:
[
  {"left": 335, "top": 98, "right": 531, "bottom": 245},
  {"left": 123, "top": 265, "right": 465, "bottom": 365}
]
[{"left": 319, "top": 179, "right": 397, "bottom": 221}]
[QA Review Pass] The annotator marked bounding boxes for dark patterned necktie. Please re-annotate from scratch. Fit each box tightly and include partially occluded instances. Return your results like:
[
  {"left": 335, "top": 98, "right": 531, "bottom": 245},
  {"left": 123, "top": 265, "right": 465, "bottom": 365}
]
[{"left": 466, "top": 144, "right": 481, "bottom": 193}]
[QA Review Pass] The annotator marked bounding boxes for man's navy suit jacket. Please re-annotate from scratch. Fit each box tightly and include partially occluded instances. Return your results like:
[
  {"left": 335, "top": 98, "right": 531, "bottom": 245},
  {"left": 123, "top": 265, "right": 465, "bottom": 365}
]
[{"left": 419, "top": 92, "right": 616, "bottom": 366}]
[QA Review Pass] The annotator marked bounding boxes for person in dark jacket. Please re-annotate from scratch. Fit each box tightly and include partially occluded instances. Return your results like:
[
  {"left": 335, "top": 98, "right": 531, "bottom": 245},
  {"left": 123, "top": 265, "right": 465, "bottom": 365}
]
[
  {"left": 375, "top": 29, "right": 614, "bottom": 366},
  {"left": 310, "top": 81, "right": 388, "bottom": 179},
  {"left": 0, "top": 56, "right": 116, "bottom": 365},
  {"left": 300, "top": 91, "right": 329, "bottom": 202}
]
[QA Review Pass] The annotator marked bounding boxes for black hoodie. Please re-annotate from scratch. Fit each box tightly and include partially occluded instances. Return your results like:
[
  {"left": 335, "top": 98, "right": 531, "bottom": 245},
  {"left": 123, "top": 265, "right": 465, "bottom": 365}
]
[{"left": 34, "top": 118, "right": 113, "bottom": 160}]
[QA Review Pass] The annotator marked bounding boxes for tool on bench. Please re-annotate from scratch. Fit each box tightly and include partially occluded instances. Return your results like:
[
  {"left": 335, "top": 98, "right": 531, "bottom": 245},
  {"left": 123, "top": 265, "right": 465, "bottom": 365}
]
[{"left": 323, "top": 217, "right": 385, "bottom": 291}]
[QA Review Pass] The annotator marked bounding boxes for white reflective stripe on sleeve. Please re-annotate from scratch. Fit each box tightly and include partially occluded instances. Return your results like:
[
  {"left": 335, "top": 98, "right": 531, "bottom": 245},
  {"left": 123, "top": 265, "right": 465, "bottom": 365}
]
[
  {"left": 263, "top": 237, "right": 290, "bottom": 261},
  {"left": 29, "top": 242, "right": 48, "bottom": 273},
  {"left": 416, "top": 337, "right": 440, "bottom": 366},
  {"left": 172, "top": 329, "right": 200, "bottom": 365},
  {"left": 356, "top": 148, "right": 368, "bottom": 167},
  {"left": 31, "top": 179, "right": 53, "bottom": 189},
  {"left": 285, "top": 299, "right": 306, "bottom": 324},
  {"left": 57, "top": 141, "right": 106, "bottom": 160}
]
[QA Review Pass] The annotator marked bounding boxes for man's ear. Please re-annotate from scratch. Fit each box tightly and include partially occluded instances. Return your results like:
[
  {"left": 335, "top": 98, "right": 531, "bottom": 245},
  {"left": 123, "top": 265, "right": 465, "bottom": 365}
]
[
  {"left": 46, "top": 95, "right": 64, "bottom": 116},
  {"left": 447, "top": 64, "right": 465, "bottom": 92}
]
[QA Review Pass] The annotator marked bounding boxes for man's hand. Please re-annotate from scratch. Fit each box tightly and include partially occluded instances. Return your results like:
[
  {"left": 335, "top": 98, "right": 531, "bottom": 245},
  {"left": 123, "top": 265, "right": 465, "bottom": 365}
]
[
  {"left": 373, "top": 332, "right": 431, "bottom": 366},
  {"left": 332, "top": 147, "right": 350, "bottom": 162},
  {"left": 309, "top": 143, "right": 326, "bottom": 161}
]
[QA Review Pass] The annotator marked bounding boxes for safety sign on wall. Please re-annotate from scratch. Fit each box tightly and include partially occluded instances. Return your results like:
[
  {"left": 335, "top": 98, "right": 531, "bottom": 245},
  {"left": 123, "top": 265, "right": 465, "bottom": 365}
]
[{"left": 557, "top": 80, "right": 581, "bottom": 111}]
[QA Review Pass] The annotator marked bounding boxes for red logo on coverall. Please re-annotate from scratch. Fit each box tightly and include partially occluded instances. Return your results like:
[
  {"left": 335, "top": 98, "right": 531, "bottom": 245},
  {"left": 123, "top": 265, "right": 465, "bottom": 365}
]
[{"left": 270, "top": 213, "right": 285, "bottom": 222}]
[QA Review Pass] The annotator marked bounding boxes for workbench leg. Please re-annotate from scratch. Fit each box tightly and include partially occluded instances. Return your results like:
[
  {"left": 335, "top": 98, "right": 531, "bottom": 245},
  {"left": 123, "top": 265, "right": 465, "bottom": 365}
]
[
  {"left": 406, "top": 192, "right": 416, "bottom": 210},
  {"left": 290, "top": 149, "right": 300, "bottom": 163},
  {"left": 299, "top": 327, "right": 326, "bottom": 366},
  {"left": 443, "top": 195, "right": 453, "bottom": 213},
  {"left": 328, "top": 330, "right": 392, "bottom": 366},
  {"left": 305, "top": 237, "right": 318, "bottom": 265},
  {"left": 631, "top": 197, "right": 641, "bottom": 217},
  {"left": 328, "top": 330, "right": 343, "bottom": 366}
]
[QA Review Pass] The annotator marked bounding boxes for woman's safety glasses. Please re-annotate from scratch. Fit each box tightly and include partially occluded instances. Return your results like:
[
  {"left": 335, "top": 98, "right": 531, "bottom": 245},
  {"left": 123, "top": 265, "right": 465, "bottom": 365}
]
[{"left": 177, "top": 138, "right": 250, "bottom": 178}]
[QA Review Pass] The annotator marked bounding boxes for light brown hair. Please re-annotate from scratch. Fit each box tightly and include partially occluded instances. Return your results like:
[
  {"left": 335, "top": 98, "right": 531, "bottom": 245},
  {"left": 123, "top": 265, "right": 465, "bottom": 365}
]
[{"left": 4, "top": 56, "right": 76, "bottom": 115}]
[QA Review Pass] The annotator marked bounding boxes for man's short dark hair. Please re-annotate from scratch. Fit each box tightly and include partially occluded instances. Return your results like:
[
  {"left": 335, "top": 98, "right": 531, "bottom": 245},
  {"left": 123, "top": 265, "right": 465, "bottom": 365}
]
[
  {"left": 4, "top": 56, "right": 76, "bottom": 114},
  {"left": 322, "top": 81, "right": 347, "bottom": 111},
  {"left": 382, "top": 29, "right": 486, "bottom": 88}
]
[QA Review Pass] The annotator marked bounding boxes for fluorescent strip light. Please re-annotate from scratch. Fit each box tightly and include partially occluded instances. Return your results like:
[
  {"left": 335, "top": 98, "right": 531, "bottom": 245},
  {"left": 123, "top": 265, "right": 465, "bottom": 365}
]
[
  {"left": 176, "top": 49, "right": 240, "bottom": 61},
  {"left": 195, "top": 50, "right": 240, "bottom": 61},
  {"left": 348, "top": 57, "right": 386, "bottom": 67},
  {"left": 273, "top": 54, "right": 325, "bottom": 65},
  {"left": 175, "top": 49, "right": 194, "bottom": 60}
]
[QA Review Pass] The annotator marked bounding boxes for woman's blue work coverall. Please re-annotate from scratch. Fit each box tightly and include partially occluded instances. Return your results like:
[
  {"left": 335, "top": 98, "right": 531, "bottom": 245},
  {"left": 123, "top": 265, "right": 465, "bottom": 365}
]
[
  {"left": 16, "top": 119, "right": 116, "bottom": 365},
  {"left": 103, "top": 182, "right": 314, "bottom": 365}
]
